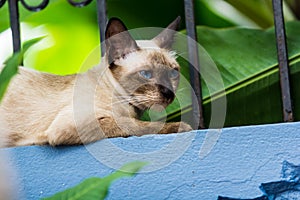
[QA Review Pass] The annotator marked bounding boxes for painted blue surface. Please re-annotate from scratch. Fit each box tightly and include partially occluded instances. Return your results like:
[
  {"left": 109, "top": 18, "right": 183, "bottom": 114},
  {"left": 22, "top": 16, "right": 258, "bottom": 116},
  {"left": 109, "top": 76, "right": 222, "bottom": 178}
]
[{"left": 2, "top": 122, "right": 300, "bottom": 200}]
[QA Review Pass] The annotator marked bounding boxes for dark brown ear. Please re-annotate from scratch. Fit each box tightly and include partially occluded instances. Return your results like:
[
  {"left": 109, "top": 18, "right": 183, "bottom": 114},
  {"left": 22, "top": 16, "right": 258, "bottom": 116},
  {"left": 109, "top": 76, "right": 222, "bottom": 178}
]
[
  {"left": 105, "top": 17, "right": 139, "bottom": 63},
  {"left": 152, "top": 16, "right": 181, "bottom": 49}
]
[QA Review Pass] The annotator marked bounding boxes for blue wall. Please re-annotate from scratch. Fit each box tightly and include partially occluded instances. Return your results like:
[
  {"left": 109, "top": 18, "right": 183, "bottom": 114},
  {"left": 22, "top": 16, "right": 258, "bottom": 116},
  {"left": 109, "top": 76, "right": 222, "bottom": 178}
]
[{"left": 3, "top": 122, "right": 300, "bottom": 199}]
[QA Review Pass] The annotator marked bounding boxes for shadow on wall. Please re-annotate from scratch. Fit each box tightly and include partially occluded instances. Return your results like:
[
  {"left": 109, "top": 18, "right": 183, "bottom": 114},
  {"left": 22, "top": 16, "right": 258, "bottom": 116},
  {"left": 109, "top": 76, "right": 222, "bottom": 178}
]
[
  {"left": 0, "top": 116, "right": 14, "bottom": 200},
  {"left": 0, "top": 152, "right": 13, "bottom": 200},
  {"left": 218, "top": 161, "right": 300, "bottom": 200}
]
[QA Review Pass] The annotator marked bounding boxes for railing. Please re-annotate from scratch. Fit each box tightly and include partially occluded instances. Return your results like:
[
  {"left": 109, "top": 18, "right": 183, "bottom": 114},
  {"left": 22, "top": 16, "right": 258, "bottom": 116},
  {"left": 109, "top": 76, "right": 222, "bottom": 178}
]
[
  {"left": 0, "top": 0, "right": 294, "bottom": 129},
  {"left": 272, "top": 0, "right": 294, "bottom": 122}
]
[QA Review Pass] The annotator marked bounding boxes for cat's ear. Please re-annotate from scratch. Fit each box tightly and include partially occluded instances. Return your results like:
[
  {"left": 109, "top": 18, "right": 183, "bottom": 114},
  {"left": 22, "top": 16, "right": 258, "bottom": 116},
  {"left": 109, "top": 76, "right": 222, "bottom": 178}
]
[
  {"left": 105, "top": 17, "right": 139, "bottom": 63},
  {"left": 152, "top": 16, "right": 181, "bottom": 49}
]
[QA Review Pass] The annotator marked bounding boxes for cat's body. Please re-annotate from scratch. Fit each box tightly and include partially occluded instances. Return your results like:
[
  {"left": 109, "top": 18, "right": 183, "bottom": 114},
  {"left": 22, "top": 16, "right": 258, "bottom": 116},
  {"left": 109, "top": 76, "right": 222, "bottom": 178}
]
[{"left": 0, "top": 17, "right": 192, "bottom": 147}]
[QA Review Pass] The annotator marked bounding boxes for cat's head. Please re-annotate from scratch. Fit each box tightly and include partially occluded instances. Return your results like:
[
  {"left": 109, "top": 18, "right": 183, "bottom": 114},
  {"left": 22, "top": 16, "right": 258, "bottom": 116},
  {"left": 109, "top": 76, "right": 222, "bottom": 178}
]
[{"left": 105, "top": 17, "right": 181, "bottom": 111}]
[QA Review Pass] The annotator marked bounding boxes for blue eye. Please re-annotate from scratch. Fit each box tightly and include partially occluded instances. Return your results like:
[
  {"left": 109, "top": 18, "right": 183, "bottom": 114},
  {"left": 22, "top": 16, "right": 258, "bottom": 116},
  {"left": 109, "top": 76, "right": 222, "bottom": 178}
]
[
  {"left": 139, "top": 70, "right": 153, "bottom": 79},
  {"left": 169, "top": 69, "right": 179, "bottom": 79}
]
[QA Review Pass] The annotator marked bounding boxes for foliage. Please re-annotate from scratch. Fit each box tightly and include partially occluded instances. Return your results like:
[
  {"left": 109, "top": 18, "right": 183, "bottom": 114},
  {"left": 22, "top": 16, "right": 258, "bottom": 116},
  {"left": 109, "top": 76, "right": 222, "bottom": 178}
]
[
  {"left": 0, "top": 0, "right": 299, "bottom": 127},
  {"left": 150, "top": 21, "right": 300, "bottom": 126},
  {"left": 195, "top": 0, "right": 296, "bottom": 28},
  {"left": 224, "top": 0, "right": 275, "bottom": 28},
  {"left": 286, "top": 0, "right": 300, "bottom": 19},
  {"left": 0, "top": 37, "right": 43, "bottom": 102},
  {"left": 42, "top": 161, "right": 147, "bottom": 200},
  {"left": 0, "top": 0, "right": 296, "bottom": 74},
  {"left": 198, "top": 20, "right": 300, "bottom": 126}
]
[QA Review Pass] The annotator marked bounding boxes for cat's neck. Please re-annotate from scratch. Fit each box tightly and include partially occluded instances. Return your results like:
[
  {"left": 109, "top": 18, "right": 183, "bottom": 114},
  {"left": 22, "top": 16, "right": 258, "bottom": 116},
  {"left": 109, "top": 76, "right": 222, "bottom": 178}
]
[
  {"left": 85, "top": 56, "right": 141, "bottom": 118},
  {"left": 87, "top": 57, "right": 128, "bottom": 97}
]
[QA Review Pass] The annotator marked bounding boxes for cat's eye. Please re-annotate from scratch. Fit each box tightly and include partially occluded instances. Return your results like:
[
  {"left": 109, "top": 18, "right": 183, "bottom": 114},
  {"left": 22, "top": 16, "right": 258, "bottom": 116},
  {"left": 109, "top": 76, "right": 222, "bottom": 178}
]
[
  {"left": 139, "top": 70, "right": 153, "bottom": 79},
  {"left": 169, "top": 69, "right": 179, "bottom": 79}
]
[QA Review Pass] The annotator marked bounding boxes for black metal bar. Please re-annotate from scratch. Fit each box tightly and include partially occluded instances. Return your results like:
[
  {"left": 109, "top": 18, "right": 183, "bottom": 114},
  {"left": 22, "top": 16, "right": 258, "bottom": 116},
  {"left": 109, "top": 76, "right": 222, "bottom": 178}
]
[
  {"left": 6, "top": 0, "right": 50, "bottom": 54},
  {"left": 3, "top": 0, "right": 107, "bottom": 58},
  {"left": 0, "top": 0, "right": 6, "bottom": 8},
  {"left": 272, "top": 0, "right": 294, "bottom": 122},
  {"left": 96, "top": 0, "right": 107, "bottom": 57},
  {"left": 68, "top": 0, "right": 92, "bottom": 8},
  {"left": 20, "top": 0, "right": 49, "bottom": 11},
  {"left": 8, "top": 0, "right": 21, "bottom": 53},
  {"left": 184, "top": 0, "right": 205, "bottom": 129}
]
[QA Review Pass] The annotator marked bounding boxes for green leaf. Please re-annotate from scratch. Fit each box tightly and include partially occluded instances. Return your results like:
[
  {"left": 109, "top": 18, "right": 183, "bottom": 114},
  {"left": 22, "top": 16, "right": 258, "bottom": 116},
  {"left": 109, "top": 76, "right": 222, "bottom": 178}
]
[
  {"left": 22, "top": 1, "right": 100, "bottom": 75},
  {"left": 0, "top": 37, "right": 43, "bottom": 102},
  {"left": 224, "top": 0, "right": 296, "bottom": 28},
  {"left": 22, "top": 37, "right": 45, "bottom": 53},
  {"left": 0, "top": 52, "right": 21, "bottom": 102},
  {"left": 1, "top": 0, "right": 239, "bottom": 76},
  {"left": 194, "top": 0, "right": 238, "bottom": 28},
  {"left": 42, "top": 161, "right": 147, "bottom": 200},
  {"left": 198, "top": 21, "right": 300, "bottom": 126},
  {"left": 2, "top": 0, "right": 188, "bottom": 75},
  {"left": 146, "top": 21, "right": 300, "bottom": 126},
  {"left": 42, "top": 177, "right": 105, "bottom": 200},
  {"left": 224, "top": 0, "right": 275, "bottom": 28},
  {"left": 103, "top": 161, "right": 148, "bottom": 182}
]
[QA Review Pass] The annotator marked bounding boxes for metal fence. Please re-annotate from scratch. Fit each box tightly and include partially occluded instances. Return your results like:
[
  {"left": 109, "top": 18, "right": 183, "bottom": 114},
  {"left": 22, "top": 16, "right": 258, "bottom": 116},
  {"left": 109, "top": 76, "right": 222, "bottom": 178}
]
[{"left": 0, "top": 0, "right": 294, "bottom": 129}]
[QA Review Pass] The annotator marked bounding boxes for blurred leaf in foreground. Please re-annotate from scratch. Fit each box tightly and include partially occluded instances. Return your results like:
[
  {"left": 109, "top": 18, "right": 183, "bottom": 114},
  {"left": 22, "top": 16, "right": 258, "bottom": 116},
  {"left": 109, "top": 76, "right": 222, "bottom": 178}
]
[
  {"left": 0, "top": 37, "right": 43, "bottom": 102},
  {"left": 43, "top": 161, "right": 148, "bottom": 200}
]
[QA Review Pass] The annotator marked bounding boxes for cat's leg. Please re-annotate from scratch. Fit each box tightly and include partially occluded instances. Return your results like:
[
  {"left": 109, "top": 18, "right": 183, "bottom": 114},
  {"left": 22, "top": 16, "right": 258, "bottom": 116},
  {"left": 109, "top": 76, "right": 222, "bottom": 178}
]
[
  {"left": 98, "top": 116, "right": 193, "bottom": 138},
  {"left": 45, "top": 107, "right": 104, "bottom": 145},
  {"left": 158, "top": 121, "right": 193, "bottom": 134},
  {"left": 45, "top": 109, "right": 116, "bottom": 145},
  {"left": 46, "top": 112, "right": 192, "bottom": 145},
  {"left": 45, "top": 113, "right": 82, "bottom": 146}
]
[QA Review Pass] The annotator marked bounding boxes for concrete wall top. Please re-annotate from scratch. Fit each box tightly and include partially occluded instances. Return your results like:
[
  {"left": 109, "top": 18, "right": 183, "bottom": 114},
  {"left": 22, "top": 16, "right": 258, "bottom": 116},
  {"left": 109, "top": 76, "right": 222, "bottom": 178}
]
[{"left": 2, "top": 122, "right": 300, "bottom": 200}]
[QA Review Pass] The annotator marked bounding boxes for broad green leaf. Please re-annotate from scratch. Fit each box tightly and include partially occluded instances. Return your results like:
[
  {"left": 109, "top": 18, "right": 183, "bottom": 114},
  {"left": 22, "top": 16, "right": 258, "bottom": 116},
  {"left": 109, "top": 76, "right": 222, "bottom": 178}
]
[
  {"left": 0, "top": 0, "right": 242, "bottom": 75},
  {"left": 23, "top": 1, "right": 99, "bottom": 75},
  {"left": 194, "top": 0, "right": 244, "bottom": 28},
  {"left": 198, "top": 21, "right": 300, "bottom": 126},
  {"left": 224, "top": 0, "right": 296, "bottom": 28},
  {"left": 0, "top": 1, "right": 100, "bottom": 75},
  {"left": 1, "top": 0, "right": 186, "bottom": 75},
  {"left": 146, "top": 21, "right": 300, "bottom": 127},
  {"left": 0, "top": 4, "right": 9, "bottom": 33},
  {"left": 103, "top": 161, "right": 148, "bottom": 183},
  {"left": 224, "top": 0, "right": 275, "bottom": 28},
  {"left": 43, "top": 161, "right": 147, "bottom": 200},
  {"left": 0, "top": 0, "right": 62, "bottom": 32},
  {"left": 42, "top": 177, "right": 105, "bottom": 200},
  {"left": 0, "top": 37, "right": 43, "bottom": 102},
  {"left": 0, "top": 52, "right": 21, "bottom": 102}
]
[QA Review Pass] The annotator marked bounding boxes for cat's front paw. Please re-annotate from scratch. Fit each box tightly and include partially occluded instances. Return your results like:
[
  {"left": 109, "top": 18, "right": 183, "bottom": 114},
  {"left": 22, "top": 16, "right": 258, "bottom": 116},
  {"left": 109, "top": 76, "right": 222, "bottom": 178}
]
[
  {"left": 159, "top": 121, "right": 193, "bottom": 134},
  {"left": 177, "top": 122, "right": 193, "bottom": 133}
]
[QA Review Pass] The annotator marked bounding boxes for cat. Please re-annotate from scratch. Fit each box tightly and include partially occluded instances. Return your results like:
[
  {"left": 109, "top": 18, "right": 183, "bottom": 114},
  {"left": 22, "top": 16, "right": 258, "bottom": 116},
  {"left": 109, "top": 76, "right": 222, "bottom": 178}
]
[{"left": 0, "top": 16, "right": 192, "bottom": 147}]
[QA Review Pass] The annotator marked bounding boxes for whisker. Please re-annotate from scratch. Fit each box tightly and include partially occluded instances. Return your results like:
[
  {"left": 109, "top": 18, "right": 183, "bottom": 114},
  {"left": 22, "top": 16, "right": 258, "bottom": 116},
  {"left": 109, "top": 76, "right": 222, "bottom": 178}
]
[
  {"left": 111, "top": 93, "right": 164, "bottom": 108},
  {"left": 176, "top": 52, "right": 188, "bottom": 56},
  {"left": 176, "top": 87, "right": 188, "bottom": 93}
]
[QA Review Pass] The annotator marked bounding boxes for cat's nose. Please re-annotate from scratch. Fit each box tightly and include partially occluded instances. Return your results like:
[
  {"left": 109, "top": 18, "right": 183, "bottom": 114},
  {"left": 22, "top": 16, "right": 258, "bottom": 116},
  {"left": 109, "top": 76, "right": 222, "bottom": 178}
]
[{"left": 158, "top": 85, "right": 175, "bottom": 103}]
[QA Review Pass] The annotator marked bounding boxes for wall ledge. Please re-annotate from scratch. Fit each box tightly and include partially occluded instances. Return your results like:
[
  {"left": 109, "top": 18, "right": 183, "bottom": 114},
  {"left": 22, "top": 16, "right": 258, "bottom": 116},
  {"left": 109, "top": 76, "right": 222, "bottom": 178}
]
[{"left": 2, "top": 122, "right": 300, "bottom": 199}]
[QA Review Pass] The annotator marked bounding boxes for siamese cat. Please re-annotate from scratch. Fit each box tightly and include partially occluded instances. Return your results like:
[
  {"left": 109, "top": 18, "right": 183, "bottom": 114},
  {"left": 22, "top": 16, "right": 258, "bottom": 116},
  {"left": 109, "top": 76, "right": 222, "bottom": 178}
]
[{"left": 0, "top": 16, "right": 192, "bottom": 147}]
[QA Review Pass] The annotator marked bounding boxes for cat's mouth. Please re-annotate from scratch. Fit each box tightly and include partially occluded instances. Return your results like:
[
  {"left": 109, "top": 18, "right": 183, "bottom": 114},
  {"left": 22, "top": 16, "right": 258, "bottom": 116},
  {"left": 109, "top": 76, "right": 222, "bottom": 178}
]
[
  {"left": 124, "top": 83, "right": 176, "bottom": 111},
  {"left": 129, "top": 95, "right": 174, "bottom": 111}
]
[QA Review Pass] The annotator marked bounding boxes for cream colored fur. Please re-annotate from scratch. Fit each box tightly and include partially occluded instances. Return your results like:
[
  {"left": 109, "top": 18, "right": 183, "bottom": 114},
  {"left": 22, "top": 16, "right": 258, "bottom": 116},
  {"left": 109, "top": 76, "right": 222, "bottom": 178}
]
[{"left": 0, "top": 17, "right": 192, "bottom": 147}]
